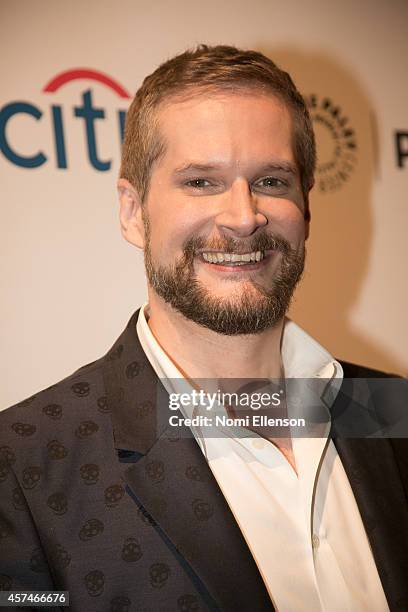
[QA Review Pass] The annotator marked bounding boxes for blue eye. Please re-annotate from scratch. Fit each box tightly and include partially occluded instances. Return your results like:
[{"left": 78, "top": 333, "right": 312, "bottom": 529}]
[
  {"left": 185, "top": 178, "right": 211, "bottom": 189},
  {"left": 256, "top": 177, "right": 286, "bottom": 188}
]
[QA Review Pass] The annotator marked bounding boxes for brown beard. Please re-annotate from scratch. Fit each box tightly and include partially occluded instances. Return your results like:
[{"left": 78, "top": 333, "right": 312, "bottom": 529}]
[{"left": 143, "top": 220, "right": 305, "bottom": 335}]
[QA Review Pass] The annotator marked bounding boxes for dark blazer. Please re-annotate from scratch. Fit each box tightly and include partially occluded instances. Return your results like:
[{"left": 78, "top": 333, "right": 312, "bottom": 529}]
[{"left": 1, "top": 310, "right": 407, "bottom": 612}]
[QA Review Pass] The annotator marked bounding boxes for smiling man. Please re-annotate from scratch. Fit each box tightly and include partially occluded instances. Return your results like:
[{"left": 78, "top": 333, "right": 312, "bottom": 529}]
[
  {"left": 1, "top": 45, "right": 407, "bottom": 612},
  {"left": 121, "top": 93, "right": 306, "bottom": 338}
]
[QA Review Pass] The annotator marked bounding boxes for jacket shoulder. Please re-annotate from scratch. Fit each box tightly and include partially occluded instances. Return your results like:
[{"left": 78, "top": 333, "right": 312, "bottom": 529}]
[
  {"left": 0, "top": 355, "right": 108, "bottom": 454},
  {"left": 338, "top": 359, "right": 401, "bottom": 378}
]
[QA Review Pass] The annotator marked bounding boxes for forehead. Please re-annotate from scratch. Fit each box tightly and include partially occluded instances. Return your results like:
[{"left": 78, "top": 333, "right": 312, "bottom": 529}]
[{"left": 155, "top": 91, "right": 295, "bottom": 170}]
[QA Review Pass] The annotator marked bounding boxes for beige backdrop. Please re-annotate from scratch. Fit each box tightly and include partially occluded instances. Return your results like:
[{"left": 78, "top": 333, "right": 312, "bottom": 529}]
[{"left": 1, "top": 0, "right": 407, "bottom": 409}]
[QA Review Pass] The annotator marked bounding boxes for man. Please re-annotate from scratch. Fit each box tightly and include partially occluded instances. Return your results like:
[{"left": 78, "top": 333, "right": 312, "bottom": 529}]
[{"left": 0, "top": 45, "right": 407, "bottom": 612}]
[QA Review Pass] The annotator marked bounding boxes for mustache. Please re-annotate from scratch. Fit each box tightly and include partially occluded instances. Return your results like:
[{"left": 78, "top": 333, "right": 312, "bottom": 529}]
[{"left": 182, "top": 232, "right": 294, "bottom": 259}]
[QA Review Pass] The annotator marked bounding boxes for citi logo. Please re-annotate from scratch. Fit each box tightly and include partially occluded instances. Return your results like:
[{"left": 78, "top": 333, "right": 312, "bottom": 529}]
[{"left": 0, "top": 68, "right": 131, "bottom": 171}]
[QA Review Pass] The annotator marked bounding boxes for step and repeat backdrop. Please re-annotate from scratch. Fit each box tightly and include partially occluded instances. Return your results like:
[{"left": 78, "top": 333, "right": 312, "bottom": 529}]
[{"left": 1, "top": 0, "right": 407, "bottom": 407}]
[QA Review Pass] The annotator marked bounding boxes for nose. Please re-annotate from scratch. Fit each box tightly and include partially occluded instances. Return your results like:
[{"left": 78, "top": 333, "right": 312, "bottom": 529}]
[{"left": 215, "top": 178, "right": 267, "bottom": 237}]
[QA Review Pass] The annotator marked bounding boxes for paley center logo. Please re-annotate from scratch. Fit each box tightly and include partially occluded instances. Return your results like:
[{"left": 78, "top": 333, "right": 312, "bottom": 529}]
[
  {"left": 306, "top": 94, "right": 358, "bottom": 194},
  {"left": 0, "top": 68, "right": 131, "bottom": 171}
]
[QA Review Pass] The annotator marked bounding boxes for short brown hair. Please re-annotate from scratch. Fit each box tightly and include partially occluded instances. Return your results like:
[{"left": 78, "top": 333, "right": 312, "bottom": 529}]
[{"left": 120, "top": 44, "right": 315, "bottom": 213}]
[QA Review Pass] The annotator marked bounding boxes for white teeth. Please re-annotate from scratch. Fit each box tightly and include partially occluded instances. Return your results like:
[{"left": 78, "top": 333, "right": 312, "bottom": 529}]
[{"left": 202, "top": 251, "right": 265, "bottom": 264}]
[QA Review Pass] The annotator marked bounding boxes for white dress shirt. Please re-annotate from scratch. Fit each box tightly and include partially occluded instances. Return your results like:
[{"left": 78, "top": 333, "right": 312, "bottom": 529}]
[{"left": 136, "top": 304, "right": 388, "bottom": 612}]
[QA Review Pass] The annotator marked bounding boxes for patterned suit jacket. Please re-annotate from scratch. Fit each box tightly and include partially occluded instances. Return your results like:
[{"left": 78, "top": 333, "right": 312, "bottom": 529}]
[{"left": 0, "top": 310, "right": 407, "bottom": 612}]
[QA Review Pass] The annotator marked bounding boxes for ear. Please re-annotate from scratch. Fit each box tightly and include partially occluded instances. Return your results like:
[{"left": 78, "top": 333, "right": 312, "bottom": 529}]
[{"left": 117, "top": 178, "right": 145, "bottom": 249}]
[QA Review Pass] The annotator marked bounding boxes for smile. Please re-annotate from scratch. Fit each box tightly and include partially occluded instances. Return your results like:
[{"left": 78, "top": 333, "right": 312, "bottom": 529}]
[{"left": 202, "top": 251, "right": 265, "bottom": 265}]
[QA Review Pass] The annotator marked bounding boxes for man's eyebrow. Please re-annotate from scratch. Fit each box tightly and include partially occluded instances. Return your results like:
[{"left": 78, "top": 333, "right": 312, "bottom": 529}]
[
  {"left": 173, "top": 163, "right": 223, "bottom": 175},
  {"left": 257, "top": 162, "right": 297, "bottom": 175}
]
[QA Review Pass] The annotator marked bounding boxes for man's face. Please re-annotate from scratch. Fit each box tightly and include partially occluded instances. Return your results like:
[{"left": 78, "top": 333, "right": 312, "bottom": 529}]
[{"left": 142, "top": 91, "right": 307, "bottom": 335}]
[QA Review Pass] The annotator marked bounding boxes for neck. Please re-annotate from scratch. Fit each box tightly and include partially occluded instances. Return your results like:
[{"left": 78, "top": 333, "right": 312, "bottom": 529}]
[{"left": 146, "top": 292, "right": 285, "bottom": 381}]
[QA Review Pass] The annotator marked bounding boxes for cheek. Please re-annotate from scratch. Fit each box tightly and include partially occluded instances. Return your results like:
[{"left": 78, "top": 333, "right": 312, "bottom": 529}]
[
  {"left": 147, "top": 200, "right": 207, "bottom": 255},
  {"left": 266, "top": 201, "right": 306, "bottom": 244}
]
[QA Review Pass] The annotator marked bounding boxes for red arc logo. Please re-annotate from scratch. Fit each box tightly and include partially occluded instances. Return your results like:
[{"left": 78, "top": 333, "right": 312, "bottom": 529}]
[{"left": 43, "top": 68, "right": 131, "bottom": 99}]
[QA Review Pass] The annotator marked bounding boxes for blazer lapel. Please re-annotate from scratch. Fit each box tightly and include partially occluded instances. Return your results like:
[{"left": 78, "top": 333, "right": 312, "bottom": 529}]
[
  {"left": 102, "top": 310, "right": 274, "bottom": 611},
  {"left": 332, "top": 380, "right": 408, "bottom": 610},
  {"left": 123, "top": 429, "right": 274, "bottom": 611}
]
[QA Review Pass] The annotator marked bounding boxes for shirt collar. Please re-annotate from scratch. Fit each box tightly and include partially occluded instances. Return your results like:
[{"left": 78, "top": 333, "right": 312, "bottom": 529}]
[{"left": 135, "top": 304, "right": 346, "bottom": 476}]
